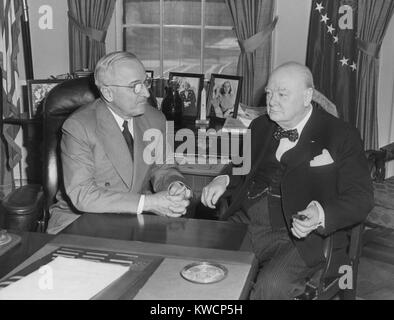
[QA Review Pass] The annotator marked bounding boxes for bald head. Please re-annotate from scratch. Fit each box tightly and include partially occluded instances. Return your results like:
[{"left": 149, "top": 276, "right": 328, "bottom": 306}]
[
  {"left": 265, "top": 62, "right": 314, "bottom": 129},
  {"left": 271, "top": 62, "right": 314, "bottom": 90},
  {"left": 94, "top": 51, "right": 143, "bottom": 89}
]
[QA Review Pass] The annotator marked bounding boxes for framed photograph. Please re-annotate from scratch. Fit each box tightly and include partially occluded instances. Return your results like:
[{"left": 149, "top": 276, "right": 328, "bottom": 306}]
[
  {"left": 146, "top": 70, "right": 154, "bottom": 79},
  {"left": 169, "top": 72, "right": 204, "bottom": 118},
  {"left": 27, "top": 79, "right": 63, "bottom": 118},
  {"left": 207, "top": 74, "right": 243, "bottom": 119}
]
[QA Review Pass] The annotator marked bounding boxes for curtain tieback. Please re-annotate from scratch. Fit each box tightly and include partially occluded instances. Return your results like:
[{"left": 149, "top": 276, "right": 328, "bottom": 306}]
[
  {"left": 238, "top": 16, "right": 278, "bottom": 53},
  {"left": 357, "top": 38, "right": 382, "bottom": 59},
  {"left": 68, "top": 12, "right": 107, "bottom": 43}
]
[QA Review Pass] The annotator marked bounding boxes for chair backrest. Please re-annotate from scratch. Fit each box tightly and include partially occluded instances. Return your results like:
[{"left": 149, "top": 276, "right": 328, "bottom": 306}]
[
  {"left": 42, "top": 76, "right": 99, "bottom": 217},
  {"left": 312, "top": 89, "right": 338, "bottom": 118}
]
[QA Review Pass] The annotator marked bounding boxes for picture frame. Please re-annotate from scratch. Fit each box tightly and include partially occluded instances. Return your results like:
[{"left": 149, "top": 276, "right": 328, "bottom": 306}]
[
  {"left": 145, "top": 70, "right": 154, "bottom": 79},
  {"left": 168, "top": 72, "right": 204, "bottom": 118},
  {"left": 207, "top": 74, "right": 243, "bottom": 119},
  {"left": 27, "top": 79, "right": 63, "bottom": 118}
]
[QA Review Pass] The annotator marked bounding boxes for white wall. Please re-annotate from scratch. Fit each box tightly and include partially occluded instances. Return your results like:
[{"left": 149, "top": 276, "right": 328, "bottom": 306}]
[
  {"left": 273, "top": 0, "right": 312, "bottom": 68},
  {"left": 27, "top": 0, "right": 69, "bottom": 79}
]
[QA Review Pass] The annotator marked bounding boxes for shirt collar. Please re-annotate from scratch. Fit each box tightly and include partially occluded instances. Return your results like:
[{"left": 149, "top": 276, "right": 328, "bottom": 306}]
[
  {"left": 106, "top": 105, "right": 133, "bottom": 133},
  {"left": 292, "top": 105, "right": 313, "bottom": 137}
]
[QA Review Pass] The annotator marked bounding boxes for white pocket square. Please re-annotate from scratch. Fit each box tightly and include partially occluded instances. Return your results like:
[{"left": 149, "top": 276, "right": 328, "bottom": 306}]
[{"left": 310, "top": 149, "right": 334, "bottom": 167}]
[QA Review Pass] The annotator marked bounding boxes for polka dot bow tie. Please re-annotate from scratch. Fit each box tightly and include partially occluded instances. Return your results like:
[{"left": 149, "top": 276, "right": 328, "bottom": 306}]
[{"left": 273, "top": 126, "right": 299, "bottom": 142}]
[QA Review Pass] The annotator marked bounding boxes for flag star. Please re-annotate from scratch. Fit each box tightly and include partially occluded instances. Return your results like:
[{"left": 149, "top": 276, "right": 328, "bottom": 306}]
[
  {"left": 321, "top": 14, "right": 329, "bottom": 24},
  {"left": 315, "top": 2, "right": 324, "bottom": 12},
  {"left": 333, "top": 35, "right": 339, "bottom": 43},
  {"left": 340, "top": 57, "right": 349, "bottom": 66},
  {"left": 327, "top": 24, "right": 335, "bottom": 34},
  {"left": 350, "top": 62, "right": 357, "bottom": 71}
]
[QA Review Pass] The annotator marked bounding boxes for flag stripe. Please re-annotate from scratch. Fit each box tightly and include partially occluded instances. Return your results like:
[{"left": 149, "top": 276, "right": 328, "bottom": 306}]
[{"left": 1, "top": 0, "right": 22, "bottom": 170}]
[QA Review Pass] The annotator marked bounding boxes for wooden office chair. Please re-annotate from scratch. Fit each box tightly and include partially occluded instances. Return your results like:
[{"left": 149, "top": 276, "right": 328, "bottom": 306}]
[{"left": 217, "top": 89, "right": 365, "bottom": 300}]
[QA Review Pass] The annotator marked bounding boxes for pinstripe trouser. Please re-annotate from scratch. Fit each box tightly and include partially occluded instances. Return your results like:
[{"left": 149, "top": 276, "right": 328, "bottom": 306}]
[{"left": 230, "top": 195, "right": 322, "bottom": 300}]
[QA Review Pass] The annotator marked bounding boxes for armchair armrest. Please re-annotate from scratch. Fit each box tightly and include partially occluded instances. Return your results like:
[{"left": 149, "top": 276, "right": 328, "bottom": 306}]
[
  {"left": 1, "top": 184, "right": 44, "bottom": 232},
  {"left": 366, "top": 149, "right": 387, "bottom": 182}
]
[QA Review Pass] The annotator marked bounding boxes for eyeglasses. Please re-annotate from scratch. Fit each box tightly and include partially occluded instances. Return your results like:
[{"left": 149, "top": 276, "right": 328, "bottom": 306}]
[{"left": 105, "top": 77, "right": 152, "bottom": 94}]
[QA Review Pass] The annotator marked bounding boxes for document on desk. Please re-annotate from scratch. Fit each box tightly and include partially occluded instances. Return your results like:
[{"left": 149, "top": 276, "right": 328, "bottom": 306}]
[{"left": 0, "top": 257, "right": 128, "bottom": 300}]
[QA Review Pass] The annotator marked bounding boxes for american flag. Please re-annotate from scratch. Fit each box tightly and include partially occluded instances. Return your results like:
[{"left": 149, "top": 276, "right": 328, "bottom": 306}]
[
  {"left": 1, "top": 0, "right": 23, "bottom": 172},
  {"left": 306, "top": 0, "right": 358, "bottom": 125}
]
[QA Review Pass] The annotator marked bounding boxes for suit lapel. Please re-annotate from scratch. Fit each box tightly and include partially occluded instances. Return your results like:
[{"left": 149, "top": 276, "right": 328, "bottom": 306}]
[
  {"left": 132, "top": 116, "right": 149, "bottom": 193},
  {"left": 251, "top": 123, "right": 277, "bottom": 177},
  {"left": 226, "top": 118, "right": 276, "bottom": 216},
  {"left": 96, "top": 101, "right": 133, "bottom": 189}
]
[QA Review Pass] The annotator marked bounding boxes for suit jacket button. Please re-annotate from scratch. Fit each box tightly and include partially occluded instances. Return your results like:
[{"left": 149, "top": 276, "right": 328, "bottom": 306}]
[{"left": 105, "top": 182, "right": 110, "bottom": 187}]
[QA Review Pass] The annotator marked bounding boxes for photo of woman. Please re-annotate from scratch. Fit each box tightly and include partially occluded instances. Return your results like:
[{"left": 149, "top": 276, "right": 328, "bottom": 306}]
[
  {"left": 207, "top": 74, "right": 242, "bottom": 119},
  {"left": 212, "top": 81, "right": 236, "bottom": 117}
]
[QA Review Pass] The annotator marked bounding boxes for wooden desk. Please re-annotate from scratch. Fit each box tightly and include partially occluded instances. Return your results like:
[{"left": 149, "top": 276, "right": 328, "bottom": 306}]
[
  {"left": 0, "top": 231, "right": 54, "bottom": 279},
  {"left": 62, "top": 213, "right": 250, "bottom": 251},
  {"left": 0, "top": 216, "right": 257, "bottom": 300}
]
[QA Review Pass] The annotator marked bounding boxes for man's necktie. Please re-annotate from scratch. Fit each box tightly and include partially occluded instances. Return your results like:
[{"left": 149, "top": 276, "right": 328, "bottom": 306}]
[
  {"left": 122, "top": 120, "right": 134, "bottom": 160},
  {"left": 273, "top": 126, "right": 299, "bottom": 142}
]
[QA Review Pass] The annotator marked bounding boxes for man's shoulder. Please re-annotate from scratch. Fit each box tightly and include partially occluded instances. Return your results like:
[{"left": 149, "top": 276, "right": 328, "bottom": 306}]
[
  {"left": 63, "top": 99, "right": 101, "bottom": 129},
  {"left": 140, "top": 104, "right": 166, "bottom": 128},
  {"left": 314, "top": 107, "right": 355, "bottom": 133},
  {"left": 67, "top": 99, "right": 100, "bottom": 119},
  {"left": 250, "top": 113, "right": 272, "bottom": 129},
  {"left": 313, "top": 107, "right": 361, "bottom": 144},
  {"left": 143, "top": 104, "right": 165, "bottom": 119}
]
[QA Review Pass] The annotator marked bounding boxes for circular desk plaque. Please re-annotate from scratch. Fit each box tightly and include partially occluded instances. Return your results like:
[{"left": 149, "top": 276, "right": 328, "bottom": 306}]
[{"left": 180, "top": 262, "right": 228, "bottom": 284}]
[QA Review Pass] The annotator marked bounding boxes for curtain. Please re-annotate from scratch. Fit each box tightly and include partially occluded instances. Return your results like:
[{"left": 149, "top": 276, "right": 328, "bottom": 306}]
[
  {"left": 356, "top": 0, "right": 394, "bottom": 150},
  {"left": 0, "top": 0, "right": 23, "bottom": 199},
  {"left": 225, "top": 0, "right": 276, "bottom": 107},
  {"left": 68, "top": 0, "right": 116, "bottom": 73}
]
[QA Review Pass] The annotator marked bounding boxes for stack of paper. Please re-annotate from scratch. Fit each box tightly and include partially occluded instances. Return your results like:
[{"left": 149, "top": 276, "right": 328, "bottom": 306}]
[{"left": 0, "top": 257, "right": 128, "bottom": 300}]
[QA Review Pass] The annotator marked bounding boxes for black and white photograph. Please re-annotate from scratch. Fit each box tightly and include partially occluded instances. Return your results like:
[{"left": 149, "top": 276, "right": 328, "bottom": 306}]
[
  {"left": 145, "top": 70, "right": 154, "bottom": 79},
  {"left": 27, "top": 79, "right": 63, "bottom": 118},
  {"left": 1, "top": 0, "right": 394, "bottom": 305},
  {"left": 169, "top": 72, "right": 204, "bottom": 118},
  {"left": 207, "top": 74, "right": 242, "bottom": 119}
]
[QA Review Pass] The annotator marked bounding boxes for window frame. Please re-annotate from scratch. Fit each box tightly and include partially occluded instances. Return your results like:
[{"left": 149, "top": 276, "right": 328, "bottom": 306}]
[{"left": 118, "top": 0, "right": 236, "bottom": 78}]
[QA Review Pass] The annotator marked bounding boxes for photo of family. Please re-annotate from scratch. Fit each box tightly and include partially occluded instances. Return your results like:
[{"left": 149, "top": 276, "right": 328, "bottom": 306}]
[
  {"left": 168, "top": 72, "right": 204, "bottom": 118},
  {"left": 207, "top": 74, "right": 242, "bottom": 119}
]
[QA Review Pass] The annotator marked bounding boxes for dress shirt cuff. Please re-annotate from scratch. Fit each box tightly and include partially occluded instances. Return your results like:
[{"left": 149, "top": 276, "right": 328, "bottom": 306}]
[
  {"left": 214, "top": 175, "right": 230, "bottom": 187},
  {"left": 137, "top": 194, "right": 145, "bottom": 214},
  {"left": 308, "top": 200, "right": 325, "bottom": 229}
]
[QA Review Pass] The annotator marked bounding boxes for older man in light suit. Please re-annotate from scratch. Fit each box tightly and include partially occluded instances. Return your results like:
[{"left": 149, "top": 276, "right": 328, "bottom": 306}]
[{"left": 47, "top": 51, "right": 191, "bottom": 234}]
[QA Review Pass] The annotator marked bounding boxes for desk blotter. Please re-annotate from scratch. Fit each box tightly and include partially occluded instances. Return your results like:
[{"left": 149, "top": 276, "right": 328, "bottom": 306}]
[{"left": 0, "top": 246, "right": 162, "bottom": 299}]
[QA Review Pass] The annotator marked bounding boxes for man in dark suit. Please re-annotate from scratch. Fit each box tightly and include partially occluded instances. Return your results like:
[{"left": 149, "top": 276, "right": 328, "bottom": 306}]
[
  {"left": 201, "top": 62, "right": 373, "bottom": 299},
  {"left": 47, "top": 51, "right": 191, "bottom": 234}
]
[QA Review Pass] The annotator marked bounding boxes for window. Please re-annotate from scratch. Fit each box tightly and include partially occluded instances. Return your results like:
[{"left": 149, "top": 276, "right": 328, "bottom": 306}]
[{"left": 122, "top": 0, "right": 240, "bottom": 78}]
